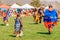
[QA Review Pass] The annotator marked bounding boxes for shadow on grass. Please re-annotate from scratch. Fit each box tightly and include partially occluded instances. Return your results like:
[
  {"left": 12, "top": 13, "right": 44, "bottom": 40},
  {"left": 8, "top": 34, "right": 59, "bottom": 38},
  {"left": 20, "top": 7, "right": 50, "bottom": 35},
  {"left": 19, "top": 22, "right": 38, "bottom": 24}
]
[
  {"left": 37, "top": 32, "right": 51, "bottom": 35},
  {"left": 0, "top": 24, "right": 5, "bottom": 26},
  {"left": 9, "top": 35, "right": 16, "bottom": 37},
  {"left": 29, "top": 23, "right": 39, "bottom": 25}
]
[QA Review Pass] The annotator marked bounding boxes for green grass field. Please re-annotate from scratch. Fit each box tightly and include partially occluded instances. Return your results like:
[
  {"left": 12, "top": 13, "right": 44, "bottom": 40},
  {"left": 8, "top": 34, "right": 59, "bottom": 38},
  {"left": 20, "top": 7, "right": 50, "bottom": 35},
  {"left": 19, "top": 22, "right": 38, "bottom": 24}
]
[{"left": 0, "top": 16, "right": 60, "bottom": 40}]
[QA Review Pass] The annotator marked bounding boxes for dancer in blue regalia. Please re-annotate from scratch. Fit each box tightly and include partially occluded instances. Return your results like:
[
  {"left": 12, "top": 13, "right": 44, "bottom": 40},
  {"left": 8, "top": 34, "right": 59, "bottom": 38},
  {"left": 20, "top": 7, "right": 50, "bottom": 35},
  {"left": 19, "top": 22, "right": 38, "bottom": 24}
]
[{"left": 44, "top": 5, "right": 58, "bottom": 34}]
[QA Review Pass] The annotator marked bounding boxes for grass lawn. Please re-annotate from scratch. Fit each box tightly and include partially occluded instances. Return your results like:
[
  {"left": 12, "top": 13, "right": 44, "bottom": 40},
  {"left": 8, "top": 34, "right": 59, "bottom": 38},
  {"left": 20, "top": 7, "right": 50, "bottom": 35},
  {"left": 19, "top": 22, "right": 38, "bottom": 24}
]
[{"left": 0, "top": 16, "right": 60, "bottom": 40}]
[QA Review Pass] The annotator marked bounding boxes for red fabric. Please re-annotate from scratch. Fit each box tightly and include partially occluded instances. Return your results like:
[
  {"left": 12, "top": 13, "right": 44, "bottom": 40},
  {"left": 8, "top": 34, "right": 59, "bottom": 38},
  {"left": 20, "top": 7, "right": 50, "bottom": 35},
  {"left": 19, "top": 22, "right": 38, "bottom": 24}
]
[
  {"left": 44, "top": 22, "right": 52, "bottom": 29},
  {"left": 3, "top": 12, "right": 7, "bottom": 17},
  {"left": 44, "top": 22, "right": 57, "bottom": 29}
]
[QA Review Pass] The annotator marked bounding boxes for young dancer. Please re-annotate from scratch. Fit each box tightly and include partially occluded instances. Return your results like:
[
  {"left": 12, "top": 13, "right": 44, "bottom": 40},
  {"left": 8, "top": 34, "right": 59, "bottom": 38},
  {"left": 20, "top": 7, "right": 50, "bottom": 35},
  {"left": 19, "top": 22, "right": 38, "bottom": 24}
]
[
  {"left": 44, "top": 5, "right": 58, "bottom": 34},
  {"left": 14, "top": 14, "right": 23, "bottom": 37}
]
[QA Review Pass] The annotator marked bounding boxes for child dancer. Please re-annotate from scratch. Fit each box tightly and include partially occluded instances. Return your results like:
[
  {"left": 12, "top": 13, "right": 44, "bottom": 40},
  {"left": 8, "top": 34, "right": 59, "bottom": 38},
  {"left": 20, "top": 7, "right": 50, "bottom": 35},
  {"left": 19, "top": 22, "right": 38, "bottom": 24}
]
[
  {"left": 2, "top": 9, "right": 9, "bottom": 26},
  {"left": 44, "top": 5, "right": 58, "bottom": 34},
  {"left": 14, "top": 14, "right": 23, "bottom": 37}
]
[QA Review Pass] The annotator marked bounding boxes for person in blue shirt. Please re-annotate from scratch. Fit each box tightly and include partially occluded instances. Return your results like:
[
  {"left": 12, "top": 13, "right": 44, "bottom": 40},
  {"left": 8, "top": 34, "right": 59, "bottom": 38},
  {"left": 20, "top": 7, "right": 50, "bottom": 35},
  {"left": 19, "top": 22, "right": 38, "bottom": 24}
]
[
  {"left": 44, "top": 5, "right": 58, "bottom": 34},
  {"left": 8, "top": 11, "right": 11, "bottom": 17}
]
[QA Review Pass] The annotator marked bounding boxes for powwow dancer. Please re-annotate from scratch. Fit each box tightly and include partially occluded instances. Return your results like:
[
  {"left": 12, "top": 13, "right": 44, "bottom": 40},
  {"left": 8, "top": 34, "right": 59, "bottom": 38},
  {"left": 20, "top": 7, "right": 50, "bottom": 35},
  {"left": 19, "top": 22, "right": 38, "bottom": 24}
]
[{"left": 44, "top": 5, "right": 58, "bottom": 34}]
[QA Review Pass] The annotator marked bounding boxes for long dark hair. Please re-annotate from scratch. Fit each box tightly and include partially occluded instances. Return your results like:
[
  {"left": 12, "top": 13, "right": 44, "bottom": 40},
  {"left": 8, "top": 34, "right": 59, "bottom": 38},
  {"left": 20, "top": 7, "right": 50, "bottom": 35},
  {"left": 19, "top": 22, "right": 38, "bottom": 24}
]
[{"left": 15, "top": 14, "right": 20, "bottom": 22}]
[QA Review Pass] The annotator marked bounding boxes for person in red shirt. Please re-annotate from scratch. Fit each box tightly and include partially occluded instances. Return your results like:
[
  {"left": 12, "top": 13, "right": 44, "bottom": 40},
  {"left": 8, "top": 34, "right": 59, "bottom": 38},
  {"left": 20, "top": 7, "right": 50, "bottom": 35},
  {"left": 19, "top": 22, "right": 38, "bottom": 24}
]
[{"left": 2, "top": 9, "right": 9, "bottom": 26}]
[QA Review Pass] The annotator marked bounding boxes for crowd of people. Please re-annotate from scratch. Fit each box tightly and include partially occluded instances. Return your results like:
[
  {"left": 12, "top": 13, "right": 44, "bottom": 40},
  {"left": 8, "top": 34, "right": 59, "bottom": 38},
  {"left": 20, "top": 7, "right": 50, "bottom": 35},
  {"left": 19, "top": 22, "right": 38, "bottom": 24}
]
[
  {"left": 32, "top": 5, "right": 58, "bottom": 34},
  {"left": 0, "top": 5, "right": 58, "bottom": 37}
]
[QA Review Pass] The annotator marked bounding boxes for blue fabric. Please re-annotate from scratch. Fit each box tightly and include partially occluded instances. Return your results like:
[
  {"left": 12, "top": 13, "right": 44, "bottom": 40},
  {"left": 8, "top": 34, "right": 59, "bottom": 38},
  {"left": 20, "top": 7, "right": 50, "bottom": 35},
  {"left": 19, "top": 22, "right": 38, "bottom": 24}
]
[
  {"left": 15, "top": 19, "right": 20, "bottom": 25},
  {"left": 15, "top": 18, "right": 21, "bottom": 31},
  {"left": 16, "top": 27, "right": 20, "bottom": 31},
  {"left": 8, "top": 11, "right": 11, "bottom": 17},
  {"left": 44, "top": 9, "right": 58, "bottom": 22}
]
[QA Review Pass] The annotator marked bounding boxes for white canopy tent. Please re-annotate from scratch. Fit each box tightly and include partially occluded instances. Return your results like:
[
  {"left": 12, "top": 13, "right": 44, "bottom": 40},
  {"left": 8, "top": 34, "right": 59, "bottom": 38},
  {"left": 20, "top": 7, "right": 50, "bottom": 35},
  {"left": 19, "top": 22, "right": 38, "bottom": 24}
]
[
  {"left": 11, "top": 3, "right": 21, "bottom": 8},
  {"left": 45, "top": 6, "right": 48, "bottom": 10},
  {"left": 44, "top": 6, "right": 48, "bottom": 11},
  {"left": 21, "top": 4, "right": 34, "bottom": 9}
]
